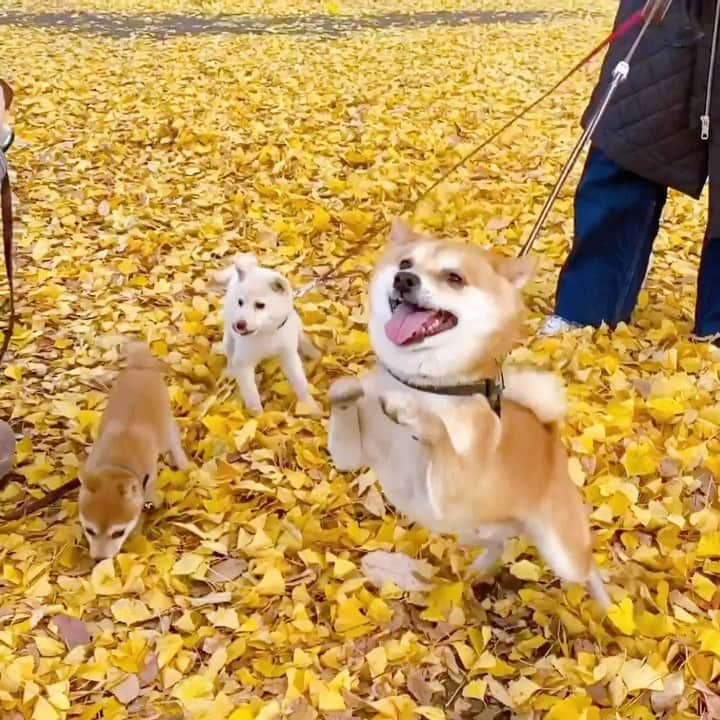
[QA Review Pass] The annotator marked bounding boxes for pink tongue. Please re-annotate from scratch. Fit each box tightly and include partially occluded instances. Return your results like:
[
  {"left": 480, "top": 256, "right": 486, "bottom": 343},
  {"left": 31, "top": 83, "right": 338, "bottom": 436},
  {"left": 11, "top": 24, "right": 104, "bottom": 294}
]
[{"left": 385, "top": 303, "right": 437, "bottom": 345}]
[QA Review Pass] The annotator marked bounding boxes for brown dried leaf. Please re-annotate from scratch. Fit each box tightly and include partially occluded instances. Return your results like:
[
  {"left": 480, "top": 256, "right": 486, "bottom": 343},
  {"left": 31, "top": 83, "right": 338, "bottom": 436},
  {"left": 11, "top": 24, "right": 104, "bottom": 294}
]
[
  {"left": 112, "top": 674, "right": 141, "bottom": 705},
  {"left": 52, "top": 615, "right": 91, "bottom": 648},
  {"left": 138, "top": 652, "right": 159, "bottom": 687}
]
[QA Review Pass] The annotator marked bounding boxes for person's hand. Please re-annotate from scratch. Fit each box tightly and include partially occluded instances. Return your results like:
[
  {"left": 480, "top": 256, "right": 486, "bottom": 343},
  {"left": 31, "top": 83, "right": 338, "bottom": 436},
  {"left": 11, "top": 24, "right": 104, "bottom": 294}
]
[{"left": 643, "top": 0, "right": 673, "bottom": 25}]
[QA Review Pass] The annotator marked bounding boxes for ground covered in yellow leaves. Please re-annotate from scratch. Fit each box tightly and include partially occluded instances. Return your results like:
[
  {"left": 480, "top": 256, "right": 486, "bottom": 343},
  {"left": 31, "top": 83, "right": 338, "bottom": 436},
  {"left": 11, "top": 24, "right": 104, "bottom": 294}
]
[{"left": 1, "top": 1, "right": 719, "bottom": 718}]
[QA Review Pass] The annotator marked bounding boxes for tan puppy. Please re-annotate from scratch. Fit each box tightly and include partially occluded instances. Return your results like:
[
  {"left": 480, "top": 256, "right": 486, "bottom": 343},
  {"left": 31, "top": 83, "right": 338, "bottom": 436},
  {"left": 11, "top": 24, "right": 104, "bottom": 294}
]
[
  {"left": 79, "top": 341, "right": 188, "bottom": 560},
  {"left": 328, "top": 219, "right": 609, "bottom": 608}
]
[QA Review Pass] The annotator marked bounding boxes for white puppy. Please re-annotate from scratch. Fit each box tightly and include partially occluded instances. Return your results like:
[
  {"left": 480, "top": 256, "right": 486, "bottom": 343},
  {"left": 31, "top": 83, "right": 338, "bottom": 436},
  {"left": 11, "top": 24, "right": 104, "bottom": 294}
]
[{"left": 216, "top": 253, "right": 322, "bottom": 417}]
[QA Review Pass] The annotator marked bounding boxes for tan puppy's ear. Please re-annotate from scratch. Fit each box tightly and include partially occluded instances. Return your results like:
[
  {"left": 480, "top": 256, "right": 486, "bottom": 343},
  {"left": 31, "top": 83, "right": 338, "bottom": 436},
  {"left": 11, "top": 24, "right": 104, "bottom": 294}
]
[
  {"left": 79, "top": 469, "right": 100, "bottom": 493},
  {"left": 388, "top": 217, "right": 421, "bottom": 247},
  {"left": 494, "top": 254, "right": 537, "bottom": 290},
  {"left": 0, "top": 80, "right": 13, "bottom": 111}
]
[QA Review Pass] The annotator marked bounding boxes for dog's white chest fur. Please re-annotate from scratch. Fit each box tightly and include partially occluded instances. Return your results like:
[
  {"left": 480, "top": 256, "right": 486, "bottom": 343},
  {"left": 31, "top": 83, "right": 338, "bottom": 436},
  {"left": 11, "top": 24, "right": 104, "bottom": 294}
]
[{"left": 329, "top": 368, "right": 456, "bottom": 527}]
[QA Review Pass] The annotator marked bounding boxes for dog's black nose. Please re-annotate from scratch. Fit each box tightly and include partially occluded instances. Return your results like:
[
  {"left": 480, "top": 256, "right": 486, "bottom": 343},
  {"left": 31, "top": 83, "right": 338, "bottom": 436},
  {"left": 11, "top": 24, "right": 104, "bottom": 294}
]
[{"left": 394, "top": 271, "right": 420, "bottom": 295}]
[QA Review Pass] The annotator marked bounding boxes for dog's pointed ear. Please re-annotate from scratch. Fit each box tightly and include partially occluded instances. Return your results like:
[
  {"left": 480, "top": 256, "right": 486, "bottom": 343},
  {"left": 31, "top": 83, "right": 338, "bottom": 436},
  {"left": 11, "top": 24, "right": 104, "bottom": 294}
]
[
  {"left": 0, "top": 81, "right": 13, "bottom": 111},
  {"left": 388, "top": 217, "right": 420, "bottom": 246},
  {"left": 269, "top": 276, "right": 288, "bottom": 294},
  {"left": 79, "top": 469, "right": 100, "bottom": 494},
  {"left": 214, "top": 265, "right": 236, "bottom": 285},
  {"left": 234, "top": 253, "right": 258, "bottom": 281},
  {"left": 214, "top": 253, "right": 258, "bottom": 285},
  {"left": 495, "top": 254, "right": 537, "bottom": 290}
]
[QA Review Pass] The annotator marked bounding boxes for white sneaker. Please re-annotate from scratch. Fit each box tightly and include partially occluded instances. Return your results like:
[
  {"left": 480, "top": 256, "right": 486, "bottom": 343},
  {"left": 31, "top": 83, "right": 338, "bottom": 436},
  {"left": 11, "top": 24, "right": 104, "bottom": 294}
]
[
  {"left": 691, "top": 333, "right": 720, "bottom": 345},
  {"left": 538, "top": 315, "right": 580, "bottom": 337}
]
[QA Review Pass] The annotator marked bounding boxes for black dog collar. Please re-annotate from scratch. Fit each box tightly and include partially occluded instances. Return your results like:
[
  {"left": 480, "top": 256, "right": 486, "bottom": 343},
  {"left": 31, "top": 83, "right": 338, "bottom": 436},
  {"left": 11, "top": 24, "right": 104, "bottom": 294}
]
[{"left": 386, "top": 368, "right": 503, "bottom": 416}]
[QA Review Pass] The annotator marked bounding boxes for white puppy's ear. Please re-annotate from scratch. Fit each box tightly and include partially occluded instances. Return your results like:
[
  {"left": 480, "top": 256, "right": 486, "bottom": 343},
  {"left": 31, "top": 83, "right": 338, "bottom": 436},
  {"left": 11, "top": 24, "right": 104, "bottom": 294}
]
[
  {"left": 214, "top": 253, "right": 259, "bottom": 285},
  {"left": 494, "top": 254, "right": 537, "bottom": 290},
  {"left": 214, "top": 265, "right": 236, "bottom": 285},
  {"left": 269, "top": 276, "right": 289, "bottom": 294},
  {"left": 388, "top": 217, "right": 421, "bottom": 246},
  {"left": 233, "top": 253, "right": 258, "bottom": 281}
]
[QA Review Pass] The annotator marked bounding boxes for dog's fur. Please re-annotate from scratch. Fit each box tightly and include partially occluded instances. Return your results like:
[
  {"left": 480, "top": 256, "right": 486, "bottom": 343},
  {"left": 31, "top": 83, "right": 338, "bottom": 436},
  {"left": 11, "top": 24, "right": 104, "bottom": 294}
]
[
  {"left": 328, "top": 219, "right": 609, "bottom": 607},
  {"left": 216, "top": 253, "right": 321, "bottom": 417},
  {"left": 78, "top": 341, "right": 188, "bottom": 560}
]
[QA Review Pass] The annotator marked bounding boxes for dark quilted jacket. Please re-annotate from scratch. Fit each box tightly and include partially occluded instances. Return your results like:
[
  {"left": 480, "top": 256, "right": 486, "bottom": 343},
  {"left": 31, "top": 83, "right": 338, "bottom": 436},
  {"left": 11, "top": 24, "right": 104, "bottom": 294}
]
[{"left": 584, "top": 0, "right": 720, "bottom": 231}]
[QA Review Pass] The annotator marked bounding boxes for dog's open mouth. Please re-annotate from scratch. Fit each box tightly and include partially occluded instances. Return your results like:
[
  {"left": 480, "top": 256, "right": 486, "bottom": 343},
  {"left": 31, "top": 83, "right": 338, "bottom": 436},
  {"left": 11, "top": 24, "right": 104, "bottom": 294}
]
[
  {"left": 385, "top": 298, "right": 458, "bottom": 346},
  {"left": 233, "top": 323, "right": 254, "bottom": 336}
]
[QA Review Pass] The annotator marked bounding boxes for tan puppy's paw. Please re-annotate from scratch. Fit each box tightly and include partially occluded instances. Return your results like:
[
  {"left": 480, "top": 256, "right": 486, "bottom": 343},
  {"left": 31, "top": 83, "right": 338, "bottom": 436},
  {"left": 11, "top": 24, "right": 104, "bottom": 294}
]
[
  {"left": 379, "top": 392, "right": 419, "bottom": 427},
  {"left": 329, "top": 377, "right": 364, "bottom": 408}
]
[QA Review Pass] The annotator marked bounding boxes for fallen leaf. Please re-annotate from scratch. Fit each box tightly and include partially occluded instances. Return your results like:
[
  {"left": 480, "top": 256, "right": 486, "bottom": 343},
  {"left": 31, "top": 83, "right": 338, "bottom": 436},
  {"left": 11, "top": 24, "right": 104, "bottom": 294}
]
[
  {"left": 52, "top": 615, "right": 90, "bottom": 648},
  {"left": 112, "top": 674, "right": 140, "bottom": 705},
  {"left": 651, "top": 672, "right": 684, "bottom": 712},
  {"left": 110, "top": 599, "right": 153, "bottom": 625},
  {"left": 138, "top": 652, "right": 159, "bottom": 687},
  {"left": 361, "top": 551, "right": 431, "bottom": 591}
]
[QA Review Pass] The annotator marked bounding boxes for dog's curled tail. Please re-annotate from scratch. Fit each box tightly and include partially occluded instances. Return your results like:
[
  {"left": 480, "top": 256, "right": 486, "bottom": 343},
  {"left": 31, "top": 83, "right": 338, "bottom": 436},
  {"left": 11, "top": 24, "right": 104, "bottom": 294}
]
[{"left": 503, "top": 369, "right": 567, "bottom": 425}]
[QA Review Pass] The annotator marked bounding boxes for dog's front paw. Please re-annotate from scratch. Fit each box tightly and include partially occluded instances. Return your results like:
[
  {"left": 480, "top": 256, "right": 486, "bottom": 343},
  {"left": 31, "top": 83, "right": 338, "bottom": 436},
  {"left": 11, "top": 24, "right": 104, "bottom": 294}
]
[
  {"left": 245, "top": 402, "right": 264, "bottom": 416},
  {"left": 303, "top": 343, "right": 322, "bottom": 362},
  {"left": 329, "top": 377, "right": 364, "bottom": 408},
  {"left": 380, "top": 392, "right": 418, "bottom": 427}
]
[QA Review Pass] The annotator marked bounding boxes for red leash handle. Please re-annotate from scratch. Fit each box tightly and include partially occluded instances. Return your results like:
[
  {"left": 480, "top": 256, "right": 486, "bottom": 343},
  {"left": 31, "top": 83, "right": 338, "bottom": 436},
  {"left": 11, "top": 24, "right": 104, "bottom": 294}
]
[{"left": 588, "top": 10, "right": 645, "bottom": 62}]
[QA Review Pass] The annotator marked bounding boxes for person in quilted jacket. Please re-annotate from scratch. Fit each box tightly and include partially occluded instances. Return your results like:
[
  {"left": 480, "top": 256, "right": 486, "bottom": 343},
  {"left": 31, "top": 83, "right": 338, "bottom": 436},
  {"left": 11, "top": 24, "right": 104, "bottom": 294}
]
[{"left": 542, "top": 0, "right": 720, "bottom": 341}]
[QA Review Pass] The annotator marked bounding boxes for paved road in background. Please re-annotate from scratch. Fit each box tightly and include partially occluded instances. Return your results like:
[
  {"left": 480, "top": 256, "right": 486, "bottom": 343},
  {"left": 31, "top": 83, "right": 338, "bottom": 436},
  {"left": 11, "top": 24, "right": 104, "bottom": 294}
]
[{"left": 0, "top": 9, "right": 567, "bottom": 38}]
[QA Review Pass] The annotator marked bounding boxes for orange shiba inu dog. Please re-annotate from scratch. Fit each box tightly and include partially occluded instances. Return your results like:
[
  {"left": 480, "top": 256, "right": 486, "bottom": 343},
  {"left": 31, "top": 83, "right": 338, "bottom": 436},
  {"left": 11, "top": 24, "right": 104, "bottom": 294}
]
[
  {"left": 328, "top": 219, "right": 609, "bottom": 607},
  {"left": 78, "top": 341, "right": 188, "bottom": 560}
]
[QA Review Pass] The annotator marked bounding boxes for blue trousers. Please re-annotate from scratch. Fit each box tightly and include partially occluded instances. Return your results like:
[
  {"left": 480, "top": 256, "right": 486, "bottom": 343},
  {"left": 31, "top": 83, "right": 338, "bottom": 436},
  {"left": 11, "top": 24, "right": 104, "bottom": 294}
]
[{"left": 555, "top": 147, "right": 720, "bottom": 336}]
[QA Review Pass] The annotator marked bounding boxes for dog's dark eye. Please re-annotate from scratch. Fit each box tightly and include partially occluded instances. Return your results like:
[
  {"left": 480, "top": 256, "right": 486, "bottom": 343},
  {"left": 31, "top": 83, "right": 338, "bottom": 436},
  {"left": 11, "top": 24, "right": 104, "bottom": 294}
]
[
  {"left": 255, "top": 302, "right": 265, "bottom": 310},
  {"left": 445, "top": 271, "right": 465, "bottom": 287},
  {"left": 237, "top": 299, "right": 244, "bottom": 307},
  {"left": 399, "top": 259, "right": 413, "bottom": 270},
  {"left": 111, "top": 530, "right": 125, "bottom": 539},
  {"left": 85, "top": 527, "right": 96, "bottom": 537}
]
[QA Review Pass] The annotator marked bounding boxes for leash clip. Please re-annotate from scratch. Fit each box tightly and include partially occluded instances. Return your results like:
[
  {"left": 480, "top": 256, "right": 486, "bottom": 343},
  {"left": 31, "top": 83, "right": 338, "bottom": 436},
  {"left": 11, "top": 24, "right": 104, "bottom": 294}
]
[{"left": 612, "top": 60, "right": 630, "bottom": 83}]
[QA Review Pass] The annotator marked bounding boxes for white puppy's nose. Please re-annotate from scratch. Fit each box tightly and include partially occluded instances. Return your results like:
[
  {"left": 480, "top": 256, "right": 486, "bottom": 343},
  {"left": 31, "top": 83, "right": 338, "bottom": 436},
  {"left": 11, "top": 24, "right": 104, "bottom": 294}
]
[{"left": 234, "top": 320, "right": 248, "bottom": 333}]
